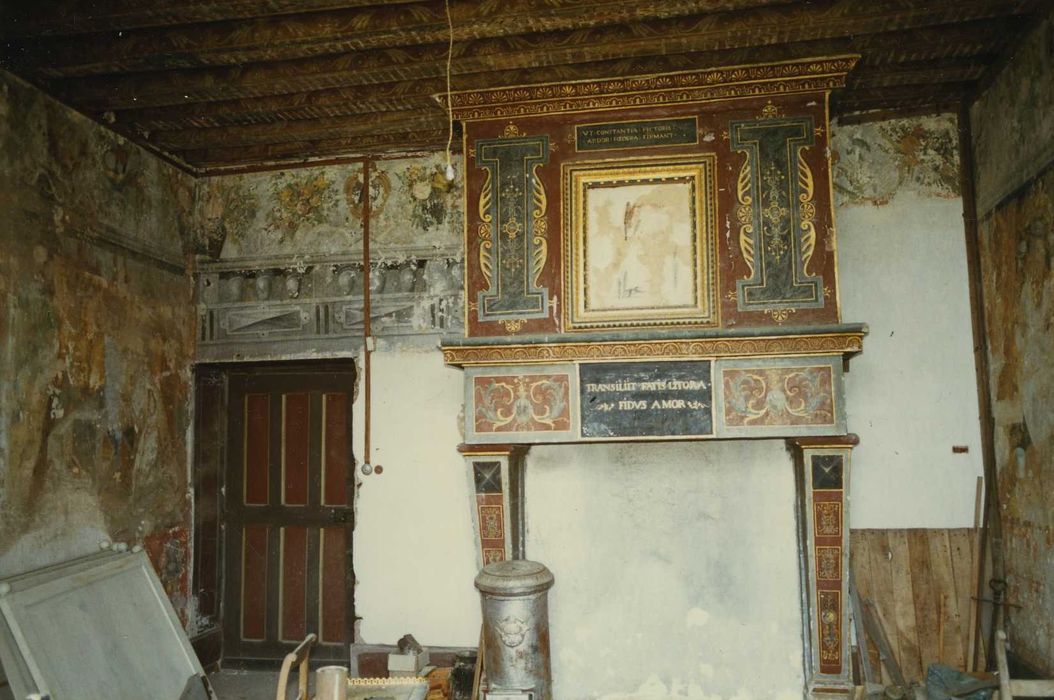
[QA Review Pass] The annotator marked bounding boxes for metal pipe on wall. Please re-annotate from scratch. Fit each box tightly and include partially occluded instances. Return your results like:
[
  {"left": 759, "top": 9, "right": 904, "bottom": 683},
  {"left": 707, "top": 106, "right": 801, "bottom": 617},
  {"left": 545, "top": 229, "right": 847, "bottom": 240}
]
[{"left": 362, "top": 158, "right": 374, "bottom": 473}]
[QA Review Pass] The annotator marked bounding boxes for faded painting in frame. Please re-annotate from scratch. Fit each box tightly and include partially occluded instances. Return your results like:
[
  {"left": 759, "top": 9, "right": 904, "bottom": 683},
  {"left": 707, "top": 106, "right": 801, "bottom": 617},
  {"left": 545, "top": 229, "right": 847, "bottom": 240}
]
[{"left": 564, "top": 156, "right": 718, "bottom": 331}]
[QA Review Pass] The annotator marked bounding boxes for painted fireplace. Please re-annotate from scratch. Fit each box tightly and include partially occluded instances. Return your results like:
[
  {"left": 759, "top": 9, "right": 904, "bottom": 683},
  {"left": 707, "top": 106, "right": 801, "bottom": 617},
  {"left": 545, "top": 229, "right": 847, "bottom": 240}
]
[{"left": 440, "top": 56, "right": 867, "bottom": 698}]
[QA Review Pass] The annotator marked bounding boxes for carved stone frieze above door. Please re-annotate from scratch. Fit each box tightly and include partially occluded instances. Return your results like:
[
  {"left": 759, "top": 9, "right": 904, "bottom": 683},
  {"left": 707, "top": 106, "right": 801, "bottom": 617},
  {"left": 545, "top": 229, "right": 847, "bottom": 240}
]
[{"left": 195, "top": 248, "right": 463, "bottom": 362}]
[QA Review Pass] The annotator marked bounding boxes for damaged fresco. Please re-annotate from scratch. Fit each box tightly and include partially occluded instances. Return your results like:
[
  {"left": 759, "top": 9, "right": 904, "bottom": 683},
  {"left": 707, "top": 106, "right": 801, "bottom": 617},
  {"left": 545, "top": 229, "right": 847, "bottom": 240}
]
[
  {"left": 196, "top": 152, "right": 462, "bottom": 260},
  {"left": 831, "top": 114, "right": 960, "bottom": 207},
  {"left": 193, "top": 151, "right": 465, "bottom": 361},
  {"left": 978, "top": 164, "right": 1054, "bottom": 675},
  {"left": 971, "top": 13, "right": 1054, "bottom": 216},
  {"left": 0, "top": 72, "right": 198, "bottom": 624},
  {"left": 0, "top": 74, "right": 192, "bottom": 266},
  {"left": 196, "top": 162, "right": 359, "bottom": 259},
  {"left": 372, "top": 154, "right": 463, "bottom": 249}
]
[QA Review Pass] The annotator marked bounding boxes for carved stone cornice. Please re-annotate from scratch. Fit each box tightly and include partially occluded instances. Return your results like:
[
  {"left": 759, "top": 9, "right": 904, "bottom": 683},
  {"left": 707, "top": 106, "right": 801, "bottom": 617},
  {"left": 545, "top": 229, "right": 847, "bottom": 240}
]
[
  {"left": 440, "top": 56, "right": 859, "bottom": 121},
  {"left": 442, "top": 330, "right": 864, "bottom": 367}
]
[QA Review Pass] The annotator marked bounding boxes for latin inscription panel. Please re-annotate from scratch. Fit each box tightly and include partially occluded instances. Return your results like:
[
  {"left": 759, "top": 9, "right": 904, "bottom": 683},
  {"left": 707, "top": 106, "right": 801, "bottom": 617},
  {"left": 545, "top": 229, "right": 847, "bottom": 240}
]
[
  {"left": 580, "top": 360, "right": 713, "bottom": 438},
  {"left": 575, "top": 117, "right": 699, "bottom": 151}
]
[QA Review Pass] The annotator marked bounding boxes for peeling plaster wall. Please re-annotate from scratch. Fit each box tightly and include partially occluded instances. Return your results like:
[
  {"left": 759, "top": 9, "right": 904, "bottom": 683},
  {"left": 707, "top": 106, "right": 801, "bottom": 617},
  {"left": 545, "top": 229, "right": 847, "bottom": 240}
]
[
  {"left": 0, "top": 72, "right": 197, "bottom": 622},
  {"left": 831, "top": 114, "right": 985, "bottom": 529},
  {"left": 971, "top": 14, "right": 1054, "bottom": 217},
  {"left": 972, "top": 13, "right": 1054, "bottom": 675},
  {"left": 976, "top": 166, "right": 1054, "bottom": 674}
]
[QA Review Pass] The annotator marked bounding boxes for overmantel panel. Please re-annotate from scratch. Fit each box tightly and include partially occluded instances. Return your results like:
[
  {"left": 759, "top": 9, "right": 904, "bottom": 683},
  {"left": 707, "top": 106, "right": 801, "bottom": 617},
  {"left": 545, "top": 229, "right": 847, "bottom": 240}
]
[{"left": 445, "top": 56, "right": 859, "bottom": 339}]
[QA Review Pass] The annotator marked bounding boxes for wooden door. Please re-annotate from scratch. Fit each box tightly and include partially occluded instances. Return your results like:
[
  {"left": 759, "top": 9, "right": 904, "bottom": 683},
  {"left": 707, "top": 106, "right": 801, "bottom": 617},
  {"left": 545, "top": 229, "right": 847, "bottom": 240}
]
[{"left": 223, "top": 367, "right": 355, "bottom": 663}]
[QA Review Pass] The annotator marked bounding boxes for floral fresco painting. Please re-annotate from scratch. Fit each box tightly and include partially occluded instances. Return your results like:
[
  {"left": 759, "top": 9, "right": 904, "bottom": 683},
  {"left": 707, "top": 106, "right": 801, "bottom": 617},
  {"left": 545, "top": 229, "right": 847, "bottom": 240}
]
[
  {"left": 196, "top": 153, "right": 462, "bottom": 260},
  {"left": 267, "top": 172, "right": 336, "bottom": 240}
]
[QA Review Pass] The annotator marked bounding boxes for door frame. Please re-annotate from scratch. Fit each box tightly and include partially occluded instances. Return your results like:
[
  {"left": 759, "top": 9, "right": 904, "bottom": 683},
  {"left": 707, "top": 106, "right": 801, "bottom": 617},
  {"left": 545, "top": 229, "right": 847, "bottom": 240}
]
[{"left": 193, "top": 360, "right": 357, "bottom": 666}]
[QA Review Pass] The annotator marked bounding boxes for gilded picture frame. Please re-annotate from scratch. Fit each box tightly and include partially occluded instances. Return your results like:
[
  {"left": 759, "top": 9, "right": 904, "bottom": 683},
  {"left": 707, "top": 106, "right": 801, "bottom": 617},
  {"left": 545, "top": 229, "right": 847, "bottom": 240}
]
[{"left": 563, "top": 155, "right": 718, "bottom": 331}]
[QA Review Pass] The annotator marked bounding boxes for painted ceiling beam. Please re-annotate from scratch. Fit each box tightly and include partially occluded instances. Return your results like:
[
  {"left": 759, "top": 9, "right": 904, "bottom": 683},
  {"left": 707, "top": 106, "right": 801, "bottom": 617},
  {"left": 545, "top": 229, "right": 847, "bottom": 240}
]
[
  {"left": 831, "top": 82, "right": 974, "bottom": 114},
  {"left": 132, "top": 56, "right": 996, "bottom": 153},
  {"left": 0, "top": 0, "right": 420, "bottom": 38},
  {"left": 8, "top": 0, "right": 797, "bottom": 77},
  {"left": 179, "top": 128, "right": 452, "bottom": 170},
  {"left": 48, "top": 6, "right": 1025, "bottom": 112},
  {"left": 114, "top": 46, "right": 1000, "bottom": 137},
  {"left": 149, "top": 109, "right": 439, "bottom": 150}
]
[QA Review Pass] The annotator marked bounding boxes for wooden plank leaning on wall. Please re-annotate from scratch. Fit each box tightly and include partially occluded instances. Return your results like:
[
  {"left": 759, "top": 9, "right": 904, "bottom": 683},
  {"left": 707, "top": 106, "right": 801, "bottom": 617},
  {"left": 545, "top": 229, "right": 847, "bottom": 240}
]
[{"left": 851, "top": 528, "right": 986, "bottom": 685}]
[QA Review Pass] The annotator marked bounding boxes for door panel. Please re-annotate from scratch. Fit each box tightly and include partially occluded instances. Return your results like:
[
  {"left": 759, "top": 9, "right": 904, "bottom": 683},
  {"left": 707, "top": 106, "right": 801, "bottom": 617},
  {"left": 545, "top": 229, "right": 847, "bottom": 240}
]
[
  {"left": 322, "top": 393, "right": 350, "bottom": 507},
  {"left": 280, "top": 526, "right": 309, "bottom": 642},
  {"left": 223, "top": 368, "right": 354, "bottom": 663},
  {"left": 282, "top": 394, "right": 310, "bottom": 506},
  {"left": 319, "top": 526, "right": 348, "bottom": 644}
]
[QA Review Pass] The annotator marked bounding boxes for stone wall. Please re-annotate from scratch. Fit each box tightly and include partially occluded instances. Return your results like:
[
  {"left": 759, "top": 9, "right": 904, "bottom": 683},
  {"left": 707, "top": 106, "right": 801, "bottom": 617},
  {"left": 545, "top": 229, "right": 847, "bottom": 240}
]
[
  {"left": 971, "top": 12, "right": 1054, "bottom": 676},
  {"left": 0, "top": 72, "right": 199, "bottom": 625}
]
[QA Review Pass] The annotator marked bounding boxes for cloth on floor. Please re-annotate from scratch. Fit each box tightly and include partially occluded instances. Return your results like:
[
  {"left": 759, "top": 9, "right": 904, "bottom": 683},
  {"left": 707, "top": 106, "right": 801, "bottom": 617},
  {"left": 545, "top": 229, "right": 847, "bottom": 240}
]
[{"left": 926, "top": 663, "right": 994, "bottom": 700}]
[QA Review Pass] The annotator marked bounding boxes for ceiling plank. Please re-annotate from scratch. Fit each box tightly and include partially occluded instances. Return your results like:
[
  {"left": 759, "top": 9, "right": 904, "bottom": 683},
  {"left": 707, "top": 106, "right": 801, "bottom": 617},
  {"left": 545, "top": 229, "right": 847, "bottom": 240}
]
[
  {"left": 116, "top": 37, "right": 1003, "bottom": 132},
  {"left": 7, "top": 0, "right": 797, "bottom": 77},
  {"left": 0, "top": 0, "right": 418, "bottom": 38},
  {"left": 50, "top": 4, "right": 1028, "bottom": 112},
  {"left": 150, "top": 110, "right": 441, "bottom": 150},
  {"left": 831, "top": 81, "right": 974, "bottom": 114},
  {"left": 179, "top": 129, "right": 452, "bottom": 170}
]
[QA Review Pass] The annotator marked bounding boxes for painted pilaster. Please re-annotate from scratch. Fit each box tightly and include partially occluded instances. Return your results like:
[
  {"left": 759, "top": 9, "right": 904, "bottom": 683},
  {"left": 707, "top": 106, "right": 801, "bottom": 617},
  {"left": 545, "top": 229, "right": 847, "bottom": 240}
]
[
  {"left": 459, "top": 444, "right": 528, "bottom": 568},
  {"left": 792, "top": 435, "right": 857, "bottom": 698}
]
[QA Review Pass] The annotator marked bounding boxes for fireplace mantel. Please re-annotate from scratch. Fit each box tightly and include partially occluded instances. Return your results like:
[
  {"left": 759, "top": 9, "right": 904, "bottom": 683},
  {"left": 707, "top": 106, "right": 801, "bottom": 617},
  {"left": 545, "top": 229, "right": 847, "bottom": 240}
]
[
  {"left": 442, "top": 323, "right": 865, "bottom": 367},
  {"left": 443, "top": 324, "right": 865, "bottom": 445},
  {"left": 443, "top": 57, "right": 865, "bottom": 697}
]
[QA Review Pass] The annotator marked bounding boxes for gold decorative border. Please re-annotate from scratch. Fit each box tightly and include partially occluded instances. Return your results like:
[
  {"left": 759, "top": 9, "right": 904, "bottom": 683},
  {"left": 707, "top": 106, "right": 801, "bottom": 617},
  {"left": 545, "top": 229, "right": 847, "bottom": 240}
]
[
  {"left": 443, "top": 332, "right": 863, "bottom": 366},
  {"left": 440, "top": 56, "right": 859, "bottom": 121},
  {"left": 564, "top": 156, "right": 718, "bottom": 331}
]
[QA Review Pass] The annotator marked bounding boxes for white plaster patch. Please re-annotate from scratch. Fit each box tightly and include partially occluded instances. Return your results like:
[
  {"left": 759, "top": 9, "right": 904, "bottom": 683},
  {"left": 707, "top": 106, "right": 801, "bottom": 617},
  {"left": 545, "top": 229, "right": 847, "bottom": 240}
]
[
  {"left": 352, "top": 350, "right": 480, "bottom": 646},
  {"left": 838, "top": 191, "right": 983, "bottom": 528},
  {"left": 685, "top": 607, "right": 710, "bottom": 627}
]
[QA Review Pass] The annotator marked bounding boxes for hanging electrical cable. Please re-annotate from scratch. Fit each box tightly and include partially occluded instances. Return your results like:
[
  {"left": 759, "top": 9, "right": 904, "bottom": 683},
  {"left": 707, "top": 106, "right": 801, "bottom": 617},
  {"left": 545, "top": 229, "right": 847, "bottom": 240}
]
[{"left": 443, "top": 0, "right": 456, "bottom": 182}]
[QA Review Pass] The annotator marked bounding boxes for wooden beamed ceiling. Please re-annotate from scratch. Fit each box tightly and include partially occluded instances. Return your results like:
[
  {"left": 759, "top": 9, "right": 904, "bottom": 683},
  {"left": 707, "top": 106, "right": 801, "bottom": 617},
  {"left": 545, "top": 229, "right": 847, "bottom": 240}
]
[{"left": 1, "top": 0, "right": 1046, "bottom": 173}]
